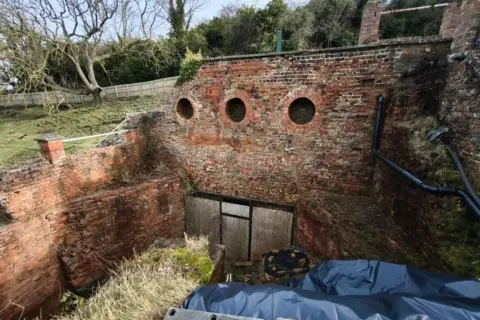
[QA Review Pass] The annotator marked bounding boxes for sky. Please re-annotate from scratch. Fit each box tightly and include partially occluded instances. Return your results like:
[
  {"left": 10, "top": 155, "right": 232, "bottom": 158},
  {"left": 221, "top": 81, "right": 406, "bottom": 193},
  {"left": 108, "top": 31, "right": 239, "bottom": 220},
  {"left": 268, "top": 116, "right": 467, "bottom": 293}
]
[{"left": 193, "top": 0, "right": 272, "bottom": 25}]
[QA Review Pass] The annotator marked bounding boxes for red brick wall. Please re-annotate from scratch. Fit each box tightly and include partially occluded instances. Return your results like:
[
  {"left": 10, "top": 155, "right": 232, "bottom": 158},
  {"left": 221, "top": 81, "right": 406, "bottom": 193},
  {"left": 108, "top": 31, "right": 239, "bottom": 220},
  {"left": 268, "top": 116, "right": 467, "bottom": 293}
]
[
  {"left": 145, "top": 39, "right": 452, "bottom": 260},
  {"left": 358, "top": 0, "right": 382, "bottom": 44},
  {"left": 0, "top": 131, "right": 183, "bottom": 320},
  {"left": 58, "top": 175, "right": 184, "bottom": 290}
]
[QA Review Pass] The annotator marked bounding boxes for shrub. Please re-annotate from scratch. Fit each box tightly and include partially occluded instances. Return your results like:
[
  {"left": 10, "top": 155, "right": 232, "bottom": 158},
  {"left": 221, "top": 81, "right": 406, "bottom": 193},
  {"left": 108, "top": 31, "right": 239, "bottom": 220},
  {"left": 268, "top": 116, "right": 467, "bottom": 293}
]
[{"left": 176, "top": 48, "right": 203, "bottom": 85}]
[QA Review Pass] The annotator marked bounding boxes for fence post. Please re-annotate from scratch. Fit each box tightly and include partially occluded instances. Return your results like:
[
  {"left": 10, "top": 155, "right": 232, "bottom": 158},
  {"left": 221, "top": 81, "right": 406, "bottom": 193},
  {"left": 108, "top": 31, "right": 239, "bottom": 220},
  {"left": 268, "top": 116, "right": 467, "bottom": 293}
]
[
  {"left": 150, "top": 81, "right": 154, "bottom": 95},
  {"left": 115, "top": 86, "right": 119, "bottom": 97},
  {"left": 126, "top": 84, "right": 130, "bottom": 96}
]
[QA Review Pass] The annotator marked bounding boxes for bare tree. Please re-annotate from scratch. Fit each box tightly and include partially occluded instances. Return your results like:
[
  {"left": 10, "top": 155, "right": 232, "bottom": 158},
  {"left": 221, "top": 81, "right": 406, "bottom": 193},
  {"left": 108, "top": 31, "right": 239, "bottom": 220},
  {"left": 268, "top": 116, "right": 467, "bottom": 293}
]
[
  {"left": 167, "top": 0, "right": 210, "bottom": 34},
  {"left": 309, "top": 0, "right": 357, "bottom": 48},
  {"left": 184, "top": 0, "right": 210, "bottom": 30},
  {"left": 0, "top": 0, "right": 168, "bottom": 105}
]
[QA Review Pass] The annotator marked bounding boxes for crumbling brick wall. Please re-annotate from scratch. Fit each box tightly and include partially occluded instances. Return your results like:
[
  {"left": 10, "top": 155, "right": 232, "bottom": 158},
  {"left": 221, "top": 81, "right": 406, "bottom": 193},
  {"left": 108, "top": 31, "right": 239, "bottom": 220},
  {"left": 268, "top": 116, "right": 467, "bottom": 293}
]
[
  {"left": 58, "top": 175, "right": 184, "bottom": 291},
  {"left": 145, "top": 38, "right": 452, "bottom": 260},
  {"left": 0, "top": 131, "right": 183, "bottom": 320}
]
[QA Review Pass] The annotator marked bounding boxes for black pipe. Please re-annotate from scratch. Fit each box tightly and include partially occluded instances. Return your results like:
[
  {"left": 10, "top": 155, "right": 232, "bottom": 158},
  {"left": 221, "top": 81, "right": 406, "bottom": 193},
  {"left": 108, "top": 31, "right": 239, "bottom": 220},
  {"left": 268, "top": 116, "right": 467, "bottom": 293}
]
[
  {"left": 372, "top": 95, "right": 480, "bottom": 218},
  {"left": 444, "top": 144, "right": 480, "bottom": 209},
  {"left": 372, "top": 95, "right": 384, "bottom": 152}
]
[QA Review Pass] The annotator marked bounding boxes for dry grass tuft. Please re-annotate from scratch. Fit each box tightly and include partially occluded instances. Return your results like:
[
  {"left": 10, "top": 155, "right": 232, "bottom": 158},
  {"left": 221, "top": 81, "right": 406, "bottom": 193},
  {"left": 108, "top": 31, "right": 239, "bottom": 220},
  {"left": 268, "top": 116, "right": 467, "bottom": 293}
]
[
  {"left": 57, "top": 236, "right": 212, "bottom": 320},
  {"left": 407, "top": 116, "right": 447, "bottom": 168},
  {"left": 184, "top": 233, "right": 208, "bottom": 253}
]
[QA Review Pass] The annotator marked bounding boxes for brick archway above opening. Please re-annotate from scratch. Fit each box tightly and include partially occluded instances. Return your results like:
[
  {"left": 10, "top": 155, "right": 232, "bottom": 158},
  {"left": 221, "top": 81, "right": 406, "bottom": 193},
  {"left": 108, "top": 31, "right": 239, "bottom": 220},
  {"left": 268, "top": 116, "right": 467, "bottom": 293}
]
[
  {"left": 282, "top": 89, "right": 323, "bottom": 132},
  {"left": 219, "top": 91, "right": 254, "bottom": 130},
  {"left": 174, "top": 96, "right": 198, "bottom": 126}
]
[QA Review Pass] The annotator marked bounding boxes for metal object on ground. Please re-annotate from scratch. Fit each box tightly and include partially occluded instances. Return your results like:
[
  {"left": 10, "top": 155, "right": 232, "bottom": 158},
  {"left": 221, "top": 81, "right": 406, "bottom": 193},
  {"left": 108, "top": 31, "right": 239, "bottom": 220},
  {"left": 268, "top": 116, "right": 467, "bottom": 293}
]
[{"left": 164, "top": 308, "right": 263, "bottom": 320}]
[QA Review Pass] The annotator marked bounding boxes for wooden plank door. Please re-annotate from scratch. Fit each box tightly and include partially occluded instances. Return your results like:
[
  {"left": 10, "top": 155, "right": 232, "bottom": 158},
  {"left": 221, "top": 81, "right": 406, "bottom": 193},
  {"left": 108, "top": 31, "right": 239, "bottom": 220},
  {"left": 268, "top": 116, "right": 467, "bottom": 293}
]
[
  {"left": 221, "top": 202, "right": 249, "bottom": 261},
  {"left": 185, "top": 197, "right": 220, "bottom": 244},
  {"left": 251, "top": 207, "right": 293, "bottom": 260}
]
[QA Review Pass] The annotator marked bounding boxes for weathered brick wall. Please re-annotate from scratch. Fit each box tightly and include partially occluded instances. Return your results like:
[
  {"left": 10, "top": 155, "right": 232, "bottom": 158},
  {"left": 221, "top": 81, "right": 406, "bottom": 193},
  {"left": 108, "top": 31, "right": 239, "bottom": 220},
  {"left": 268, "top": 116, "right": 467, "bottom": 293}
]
[
  {"left": 0, "top": 131, "right": 182, "bottom": 320},
  {"left": 144, "top": 38, "right": 452, "bottom": 260},
  {"left": 373, "top": 50, "right": 479, "bottom": 273},
  {"left": 58, "top": 175, "right": 184, "bottom": 290},
  {"left": 439, "top": 3, "right": 460, "bottom": 39},
  {"left": 358, "top": 0, "right": 382, "bottom": 44},
  {"left": 440, "top": 51, "right": 480, "bottom": 189},
  {"left": 450, "top": 0, "right": 480, "bottom": 52}
]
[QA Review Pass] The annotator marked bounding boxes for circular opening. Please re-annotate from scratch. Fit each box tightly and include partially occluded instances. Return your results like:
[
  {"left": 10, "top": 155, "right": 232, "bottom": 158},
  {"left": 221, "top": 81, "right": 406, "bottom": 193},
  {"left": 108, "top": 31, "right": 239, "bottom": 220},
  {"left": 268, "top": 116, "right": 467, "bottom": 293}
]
[
  {"left": 288, "top": 98, "right": 315, "bottom": 125},
  {"left": 226, "top": 98, "right": 246, "bottom": 122},
  {"left": 176, "top": 98, "right": 194, "bottom": 120},
  {"left": 168, "top": 309, "right": 176, "bottom": 316}
]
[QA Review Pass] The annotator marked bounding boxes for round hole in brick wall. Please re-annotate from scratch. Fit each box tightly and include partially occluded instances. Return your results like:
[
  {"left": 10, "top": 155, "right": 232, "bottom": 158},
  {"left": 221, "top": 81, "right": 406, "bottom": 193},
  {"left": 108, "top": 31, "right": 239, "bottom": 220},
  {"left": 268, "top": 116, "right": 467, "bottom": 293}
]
[
  {"left": 176, "top": 98, "right": 194, "bottom": 119},
  {"left": 226, "top": 98, "right": 246, "bottom": 122},
  {"left": 288, "top": 98, "right": 315, "bottom": 125}
]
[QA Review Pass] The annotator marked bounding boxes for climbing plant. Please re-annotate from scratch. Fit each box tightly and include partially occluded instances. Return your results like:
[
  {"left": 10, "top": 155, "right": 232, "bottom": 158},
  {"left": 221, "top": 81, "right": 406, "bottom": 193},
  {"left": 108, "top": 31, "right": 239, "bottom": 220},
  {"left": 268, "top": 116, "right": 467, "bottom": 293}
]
[{"left": 176, "top": 48, "right": 204, "bottom": 85}]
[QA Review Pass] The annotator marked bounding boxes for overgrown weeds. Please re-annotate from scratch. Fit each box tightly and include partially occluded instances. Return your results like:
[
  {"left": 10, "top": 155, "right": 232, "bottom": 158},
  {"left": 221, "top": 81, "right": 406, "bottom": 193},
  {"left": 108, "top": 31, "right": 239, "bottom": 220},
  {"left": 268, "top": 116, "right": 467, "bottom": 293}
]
[
  {"left": 57, "top": 234, "right": 212, "bottom": 320},
  {"left": 406, "top": 115, "right": 480, "bottom": 279}
]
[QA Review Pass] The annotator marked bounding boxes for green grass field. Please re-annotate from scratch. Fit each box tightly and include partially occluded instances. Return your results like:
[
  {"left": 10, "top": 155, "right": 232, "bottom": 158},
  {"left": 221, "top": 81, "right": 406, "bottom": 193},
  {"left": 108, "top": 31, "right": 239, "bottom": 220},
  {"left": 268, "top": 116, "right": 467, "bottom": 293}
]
[{"left": 0, "top": 97, "right": 160, "bottom": 168}]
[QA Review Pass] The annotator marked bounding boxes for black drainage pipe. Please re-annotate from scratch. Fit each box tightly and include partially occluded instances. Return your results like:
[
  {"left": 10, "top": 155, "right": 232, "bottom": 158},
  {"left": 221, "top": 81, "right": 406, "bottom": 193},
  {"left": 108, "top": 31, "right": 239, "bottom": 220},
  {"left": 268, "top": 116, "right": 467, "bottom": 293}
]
[
  {"left": 372, "top": 95, "right": 480, "bottom": 218},
  {"left": 444, "top": 144, "right": 480, "bottom": 209}
]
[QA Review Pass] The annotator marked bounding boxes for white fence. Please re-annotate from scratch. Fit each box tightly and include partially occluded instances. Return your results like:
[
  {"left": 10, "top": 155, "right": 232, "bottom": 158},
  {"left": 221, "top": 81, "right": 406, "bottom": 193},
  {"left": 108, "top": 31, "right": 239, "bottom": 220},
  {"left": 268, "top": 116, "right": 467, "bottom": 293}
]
[{"left": 0, "top": 76, "right": 178, "bottom": 108}]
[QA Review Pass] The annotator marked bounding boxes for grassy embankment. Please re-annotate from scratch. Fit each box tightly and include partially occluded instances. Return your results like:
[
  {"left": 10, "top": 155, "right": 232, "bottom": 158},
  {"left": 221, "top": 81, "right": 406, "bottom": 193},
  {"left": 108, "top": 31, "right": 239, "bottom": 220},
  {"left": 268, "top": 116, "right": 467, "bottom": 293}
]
[{"left": 0, "top": 97, "right": 160, "bottom": 168}]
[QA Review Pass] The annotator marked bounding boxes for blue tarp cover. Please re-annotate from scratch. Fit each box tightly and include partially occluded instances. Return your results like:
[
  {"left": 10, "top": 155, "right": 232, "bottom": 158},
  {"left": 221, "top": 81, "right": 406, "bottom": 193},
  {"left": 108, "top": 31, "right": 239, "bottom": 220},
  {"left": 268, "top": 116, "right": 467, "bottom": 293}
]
[{"left": 183, "top": 260, "right": 480, "bottom": 320}]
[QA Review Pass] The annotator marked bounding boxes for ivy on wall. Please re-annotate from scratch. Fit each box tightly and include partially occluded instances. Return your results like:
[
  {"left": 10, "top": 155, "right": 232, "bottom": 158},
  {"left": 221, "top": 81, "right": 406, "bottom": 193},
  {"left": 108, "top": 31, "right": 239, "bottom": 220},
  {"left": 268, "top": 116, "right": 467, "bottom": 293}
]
[{"left": 176, "top": 48, "right": 204, "bottom": 85}]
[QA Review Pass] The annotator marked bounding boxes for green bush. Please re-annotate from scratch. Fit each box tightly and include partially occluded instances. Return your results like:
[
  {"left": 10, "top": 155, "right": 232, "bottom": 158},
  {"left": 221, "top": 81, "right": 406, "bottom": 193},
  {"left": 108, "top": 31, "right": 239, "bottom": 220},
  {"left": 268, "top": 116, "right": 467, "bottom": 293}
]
[{"left": 176, "top": 48, "right": 203, "bottom": 85}]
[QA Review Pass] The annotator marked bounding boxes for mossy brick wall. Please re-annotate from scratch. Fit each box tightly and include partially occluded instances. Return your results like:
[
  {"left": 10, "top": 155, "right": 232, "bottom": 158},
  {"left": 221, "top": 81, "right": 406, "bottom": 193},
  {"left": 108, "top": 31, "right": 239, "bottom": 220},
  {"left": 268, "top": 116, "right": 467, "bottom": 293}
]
[
  {"left": 440, "top": 51, "right": 480, "bottom": 190},
  {"left": 144, "top": 38, "right": 452, "bottom": 260},
  {"left": 374, "top": 50, "right": 480, "bottom": 274},
  {"left": 58, "top": 175, "right": 184, "bottom": 290},
  {"left": 0, "top": 131, "right": 181, "bottom": 320}
]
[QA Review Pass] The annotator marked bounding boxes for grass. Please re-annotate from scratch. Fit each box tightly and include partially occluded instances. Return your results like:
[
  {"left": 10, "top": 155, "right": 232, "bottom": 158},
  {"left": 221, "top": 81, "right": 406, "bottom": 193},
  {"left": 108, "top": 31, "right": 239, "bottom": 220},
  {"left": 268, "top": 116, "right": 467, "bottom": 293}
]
[
  {"left": 0, "top": 97, "right": 160, "bottom": 169},
  {"left": 56, "top": 235, "right": 212, "bottom": 320}
]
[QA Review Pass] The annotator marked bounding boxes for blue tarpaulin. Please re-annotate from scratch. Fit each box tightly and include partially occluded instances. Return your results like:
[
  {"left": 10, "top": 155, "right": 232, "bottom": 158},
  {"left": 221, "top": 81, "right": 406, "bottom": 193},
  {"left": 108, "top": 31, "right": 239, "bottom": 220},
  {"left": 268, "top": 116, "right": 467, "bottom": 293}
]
[{"left": 183, "top": 260, "right": 480, "bottom": 320}]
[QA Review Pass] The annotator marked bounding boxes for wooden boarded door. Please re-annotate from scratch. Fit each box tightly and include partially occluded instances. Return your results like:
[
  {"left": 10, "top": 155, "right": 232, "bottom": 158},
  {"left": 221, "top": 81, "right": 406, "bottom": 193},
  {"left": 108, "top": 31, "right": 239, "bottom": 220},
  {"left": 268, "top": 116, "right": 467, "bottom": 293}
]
[
  {"left": 221, "top": 203, "right": 249, "bottom": 261},
  {"left": 185, "top": 197, "right": 220, "bottom": 245},
  {"left": 251, "top": 207, "right": 293, "bottom": 260},
  {"left": 186, "top": 193, "right": 294, "bottom": 261}
]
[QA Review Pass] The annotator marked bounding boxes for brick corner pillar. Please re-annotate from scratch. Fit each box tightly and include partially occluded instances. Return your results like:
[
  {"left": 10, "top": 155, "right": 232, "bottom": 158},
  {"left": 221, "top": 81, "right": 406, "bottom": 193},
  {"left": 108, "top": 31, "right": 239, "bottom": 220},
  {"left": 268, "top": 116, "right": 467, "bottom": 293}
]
[
  {"left": 450, "top": 0, "right": 480, "bottom": 53},
  {"left": 439, "top": 3, "right": 460, "bottom": 39},
  {"left": 358, "top": 0, "right": 382, "bottom": 45},
  {"left": 34, "top": 133, "right": 65, "bottom": 164}
]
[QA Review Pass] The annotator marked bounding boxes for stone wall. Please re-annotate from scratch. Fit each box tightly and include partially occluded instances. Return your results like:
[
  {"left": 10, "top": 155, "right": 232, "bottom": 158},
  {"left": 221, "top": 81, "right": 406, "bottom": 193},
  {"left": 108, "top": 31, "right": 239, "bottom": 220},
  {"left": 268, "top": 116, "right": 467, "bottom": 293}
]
[
  {"left": 144, "top": 38, "right": 452, "bottom": 260},
  {"left": 0, "top": 131, "right": 183, "bottom": 320}
]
